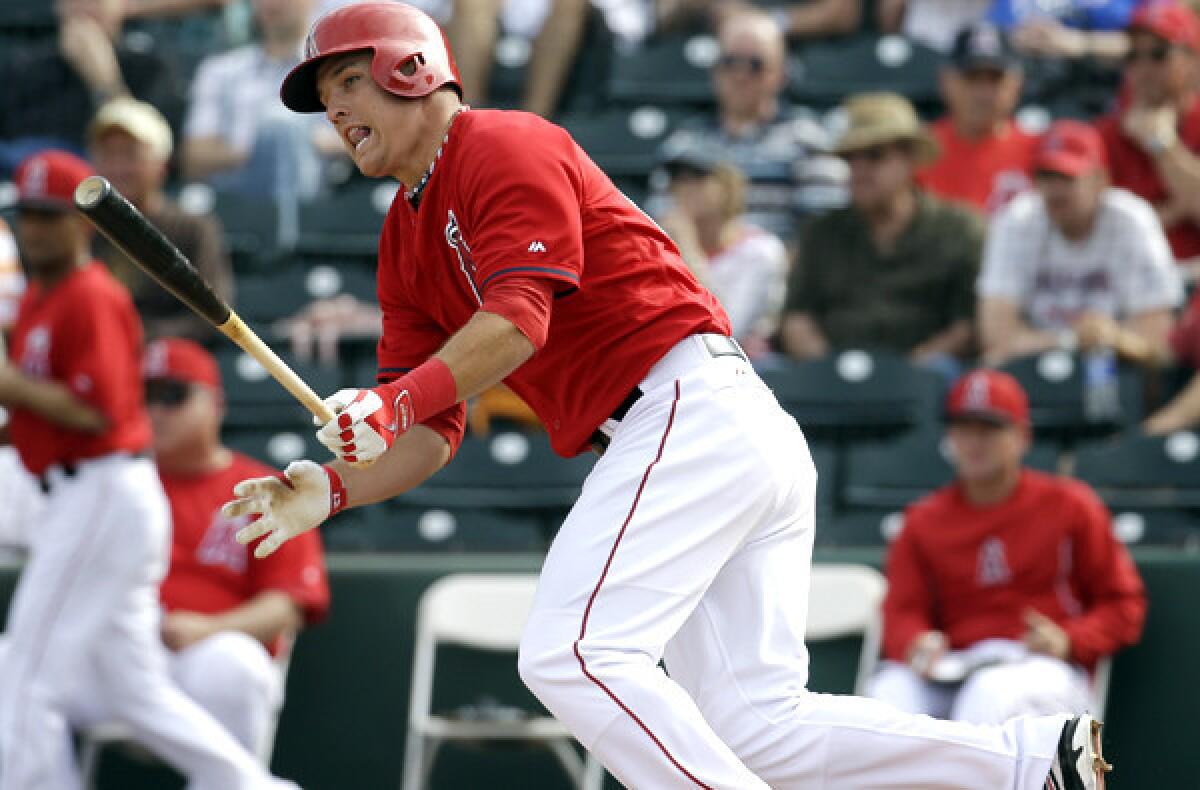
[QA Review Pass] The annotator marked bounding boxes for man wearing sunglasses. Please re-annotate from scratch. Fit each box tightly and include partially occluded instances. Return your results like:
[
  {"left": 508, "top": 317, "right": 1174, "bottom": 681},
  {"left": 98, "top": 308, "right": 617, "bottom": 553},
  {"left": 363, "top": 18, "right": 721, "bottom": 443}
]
[
  {"left": 1098, "top": 1, "right": 1200, "bottom": 272},
  {"left": 650, "top": 8, "right": 847, "bottom": 246}
]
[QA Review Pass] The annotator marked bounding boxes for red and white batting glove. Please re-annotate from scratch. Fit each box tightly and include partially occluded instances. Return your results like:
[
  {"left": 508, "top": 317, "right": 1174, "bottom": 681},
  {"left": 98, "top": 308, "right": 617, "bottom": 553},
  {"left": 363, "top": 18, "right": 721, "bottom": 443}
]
[
  {"left": 315, "top": 359, "right": 458, "bottom": 467},
  {"left": 223, "top": 460, "right": 347, "bottom": 558}
]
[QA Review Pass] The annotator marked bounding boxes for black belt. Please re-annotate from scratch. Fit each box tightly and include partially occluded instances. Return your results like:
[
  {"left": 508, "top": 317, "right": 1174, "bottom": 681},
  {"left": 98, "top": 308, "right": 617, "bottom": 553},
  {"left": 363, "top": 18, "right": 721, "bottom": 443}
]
[
  {"left": 37, "top": 451, "right": 150, "bottom": 494},
  {"left": 590, "top": 335, "right": 748, "bottom": 455}
]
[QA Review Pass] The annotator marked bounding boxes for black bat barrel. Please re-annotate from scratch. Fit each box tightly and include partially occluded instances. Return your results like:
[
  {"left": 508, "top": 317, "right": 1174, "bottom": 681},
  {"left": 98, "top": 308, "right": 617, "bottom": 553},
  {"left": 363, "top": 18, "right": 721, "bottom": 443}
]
[{"left": 73, "top": 176, "right": 232, "bottom": 327}]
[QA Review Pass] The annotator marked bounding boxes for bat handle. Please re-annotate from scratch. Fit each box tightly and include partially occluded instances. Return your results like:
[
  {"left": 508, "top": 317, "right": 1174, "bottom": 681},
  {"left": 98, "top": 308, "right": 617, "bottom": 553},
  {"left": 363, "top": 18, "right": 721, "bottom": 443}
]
[{"left": 217, "top": 312, "right": 337, "bottom": 424}]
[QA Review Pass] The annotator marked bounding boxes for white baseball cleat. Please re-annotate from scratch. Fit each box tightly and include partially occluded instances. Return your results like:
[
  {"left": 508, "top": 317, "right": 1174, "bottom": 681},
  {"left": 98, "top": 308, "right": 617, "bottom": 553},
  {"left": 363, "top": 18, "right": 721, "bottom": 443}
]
[{"left": 1046, "top": 714, "right": 1112, "bottom": 790}]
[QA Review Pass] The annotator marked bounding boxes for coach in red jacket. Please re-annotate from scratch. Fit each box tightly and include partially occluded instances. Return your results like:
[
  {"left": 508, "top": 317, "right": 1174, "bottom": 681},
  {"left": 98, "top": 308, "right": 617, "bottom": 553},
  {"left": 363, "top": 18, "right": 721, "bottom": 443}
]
[{"left": 867, "top": 370, "right": 1146, "bottom": 724}]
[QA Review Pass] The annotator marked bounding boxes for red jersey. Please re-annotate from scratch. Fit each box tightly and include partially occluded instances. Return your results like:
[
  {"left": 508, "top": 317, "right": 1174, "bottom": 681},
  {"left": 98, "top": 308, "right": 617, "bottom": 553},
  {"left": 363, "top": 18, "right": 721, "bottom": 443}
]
[
  {"left": 376, "top": 109, "right": 729, "bottom": 456},
  {"left": 918, "top": 118, "right": 1037, "bottom": 214},
  {"left": 158, "top": 451, "right": 330, "bottom": 654},
  {"left": 1096, "top": 98, "right": 1200, "bottom": 260},
  {"left": 882, "top": 470, "right": 1146, "bottom": 671},
  {"left": 9, "top": 262, "right": 151, "bottom": 475}
]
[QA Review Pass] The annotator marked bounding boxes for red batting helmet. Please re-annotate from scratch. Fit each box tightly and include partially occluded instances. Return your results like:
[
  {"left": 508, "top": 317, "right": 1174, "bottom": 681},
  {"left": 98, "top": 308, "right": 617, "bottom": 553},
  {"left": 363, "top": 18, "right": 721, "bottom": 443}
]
[{"left": 280, "top": 2, "right": 461, "bottom": 113}]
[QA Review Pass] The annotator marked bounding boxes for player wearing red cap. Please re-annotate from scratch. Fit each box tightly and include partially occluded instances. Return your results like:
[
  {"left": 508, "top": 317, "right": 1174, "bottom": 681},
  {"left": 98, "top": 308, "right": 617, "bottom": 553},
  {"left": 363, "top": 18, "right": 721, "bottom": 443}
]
[
  {"left": 224, "top": 5, "right": 1113, "bottom": 787},
  {"left": 868, "top": 370, "right": 1146, "bottom": 726},
  {"left": 0, "top": 152, "right": 297, "bottom": 790}
]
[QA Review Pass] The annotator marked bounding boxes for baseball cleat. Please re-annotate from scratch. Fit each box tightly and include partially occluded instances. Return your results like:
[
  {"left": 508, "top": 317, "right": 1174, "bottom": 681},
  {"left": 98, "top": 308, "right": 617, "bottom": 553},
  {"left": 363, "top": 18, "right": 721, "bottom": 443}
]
[{"left": 1046, "top": 714, "right": 1112, "bottom": 790}]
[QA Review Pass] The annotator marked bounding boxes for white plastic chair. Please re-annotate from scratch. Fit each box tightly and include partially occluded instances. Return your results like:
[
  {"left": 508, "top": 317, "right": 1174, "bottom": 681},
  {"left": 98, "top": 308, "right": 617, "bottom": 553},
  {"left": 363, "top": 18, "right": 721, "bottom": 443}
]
[
  {"left": 79, "top": 635, "right": 293, "bottom": 788},
  {"left": 402, "top": 573, "right": 604, "bottom": 790},
  {"left": 805, "top": 563, "right": 888, "bottom": 696}
]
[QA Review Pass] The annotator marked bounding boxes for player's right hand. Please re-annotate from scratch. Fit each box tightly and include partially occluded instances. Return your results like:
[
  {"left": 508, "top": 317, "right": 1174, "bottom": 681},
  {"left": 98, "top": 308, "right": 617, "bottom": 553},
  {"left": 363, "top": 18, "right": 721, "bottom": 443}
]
[{"left": 223, "top": 460, "right": 348, "bottom": 559}]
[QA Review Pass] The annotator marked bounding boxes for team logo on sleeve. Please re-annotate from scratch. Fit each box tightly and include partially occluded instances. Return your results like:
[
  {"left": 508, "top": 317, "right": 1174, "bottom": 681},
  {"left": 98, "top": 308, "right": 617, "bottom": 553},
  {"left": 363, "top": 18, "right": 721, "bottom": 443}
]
[
  {"left": 19, "top": 325, "right": 51, "bottom": 379},
  {"left": 528, "top": 240, "right": 547, "bottom": 253},
  {"left": 444, "top": 209, "right": 482, "bottom": 305}
]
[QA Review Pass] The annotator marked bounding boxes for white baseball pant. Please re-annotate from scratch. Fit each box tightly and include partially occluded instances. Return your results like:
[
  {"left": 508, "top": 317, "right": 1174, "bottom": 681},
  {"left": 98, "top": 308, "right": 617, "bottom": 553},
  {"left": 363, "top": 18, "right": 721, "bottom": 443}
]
[
  {"left": 868, "top": 641, "right": 1093, "bottom": 725},
  {"left": 0, "top": 454, "right": 293, "bottom": 790},
  {"left": 518, "top": 334, "right": 1071, "bottom": 789}
]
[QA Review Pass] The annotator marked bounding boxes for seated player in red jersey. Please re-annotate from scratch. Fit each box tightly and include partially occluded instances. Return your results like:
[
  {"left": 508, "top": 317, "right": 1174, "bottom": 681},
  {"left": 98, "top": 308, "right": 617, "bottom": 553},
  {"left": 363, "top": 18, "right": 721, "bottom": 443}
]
[
  {"left": 868, "top": 370, "right": 1147, "bottom": 724},
  {"left": 144, "top": 338, "right": 330, "bottom": 757}
]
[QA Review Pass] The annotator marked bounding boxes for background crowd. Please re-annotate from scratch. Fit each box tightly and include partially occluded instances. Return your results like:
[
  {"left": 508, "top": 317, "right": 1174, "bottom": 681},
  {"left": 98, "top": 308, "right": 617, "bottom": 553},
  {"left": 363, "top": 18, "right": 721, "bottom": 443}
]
[{"left": 1, "top": 0, "right": 1198, "bottom": 785}]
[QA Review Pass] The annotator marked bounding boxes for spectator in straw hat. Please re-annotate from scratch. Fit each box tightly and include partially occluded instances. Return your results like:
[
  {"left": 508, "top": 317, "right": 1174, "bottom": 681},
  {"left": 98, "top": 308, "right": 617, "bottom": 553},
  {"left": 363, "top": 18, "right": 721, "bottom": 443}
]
[
  {"left": 88, "top": 97, "right": 232, "bottom": 342},
  {"left": 781, "top": 92, "right": 983, "bottom": 376}
]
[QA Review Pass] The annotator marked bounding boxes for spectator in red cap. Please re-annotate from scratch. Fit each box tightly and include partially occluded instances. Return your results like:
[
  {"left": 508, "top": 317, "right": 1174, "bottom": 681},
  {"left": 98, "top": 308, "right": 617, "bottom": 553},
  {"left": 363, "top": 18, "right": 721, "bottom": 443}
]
[
  {"left": 1097, "top": 1, "right": 1200, "bottom": 274},
  {"left": 867, "top": 369, "right": 1147, "bottom": 725},
  {"left": 136, "top": 337, "right": 330, "bottom": 757},
  {"left": 979, "top": 120, "right": 1182, "bottom": 366}
]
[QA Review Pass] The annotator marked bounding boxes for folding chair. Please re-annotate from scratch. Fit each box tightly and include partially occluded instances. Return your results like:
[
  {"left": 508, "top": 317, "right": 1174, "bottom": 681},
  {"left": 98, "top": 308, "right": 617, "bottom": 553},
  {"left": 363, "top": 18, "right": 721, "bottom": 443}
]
[
  {"left": 806, "top": 564, "right": 887, "bottom": 696},
  {"left": 402, "top": 574, "right": 604, "bottom": 790}
]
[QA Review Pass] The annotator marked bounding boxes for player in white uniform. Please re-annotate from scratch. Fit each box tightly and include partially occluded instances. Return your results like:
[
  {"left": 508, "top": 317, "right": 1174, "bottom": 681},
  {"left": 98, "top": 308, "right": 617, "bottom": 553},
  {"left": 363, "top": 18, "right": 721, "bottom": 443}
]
[{"left": 226, "top": 4, "right": 1113, "bottom": 788}]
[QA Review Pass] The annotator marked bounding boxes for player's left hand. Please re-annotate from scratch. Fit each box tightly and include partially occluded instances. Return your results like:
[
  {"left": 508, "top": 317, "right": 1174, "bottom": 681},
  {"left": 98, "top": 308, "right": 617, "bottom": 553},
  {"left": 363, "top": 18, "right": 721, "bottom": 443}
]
[
  {"left": 316, "top": 387, "right": 412, "bottom": 466},
  {"left": 161, "top": 611, "right": 219, "bottom": 652},
  {"left": 1022, "top": 608, "right": 1071, "bottom": 661},
  {"left": 224, "top": 460, "right": 347, "bottom": 558}
]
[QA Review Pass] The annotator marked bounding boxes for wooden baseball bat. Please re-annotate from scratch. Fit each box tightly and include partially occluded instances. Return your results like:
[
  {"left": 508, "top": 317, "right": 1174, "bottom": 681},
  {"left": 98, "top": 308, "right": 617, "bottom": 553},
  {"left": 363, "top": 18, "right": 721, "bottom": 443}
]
[{"left": 73, "top": 176, "right": 336, "bottom": 425}]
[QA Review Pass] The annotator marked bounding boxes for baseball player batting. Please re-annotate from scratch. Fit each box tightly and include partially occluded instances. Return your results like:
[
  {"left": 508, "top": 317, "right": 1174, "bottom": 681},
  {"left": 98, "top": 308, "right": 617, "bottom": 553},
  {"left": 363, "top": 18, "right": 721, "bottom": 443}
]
[{"left": 223, "top": 4, "right": 1111, "bottom": 788}]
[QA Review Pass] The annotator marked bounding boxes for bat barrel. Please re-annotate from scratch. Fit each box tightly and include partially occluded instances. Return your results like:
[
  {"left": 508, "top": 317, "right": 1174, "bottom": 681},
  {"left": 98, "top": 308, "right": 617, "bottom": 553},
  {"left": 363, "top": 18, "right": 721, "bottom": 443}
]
[{"left": 73, "top": 175, "right": 232, "bottom": 327}]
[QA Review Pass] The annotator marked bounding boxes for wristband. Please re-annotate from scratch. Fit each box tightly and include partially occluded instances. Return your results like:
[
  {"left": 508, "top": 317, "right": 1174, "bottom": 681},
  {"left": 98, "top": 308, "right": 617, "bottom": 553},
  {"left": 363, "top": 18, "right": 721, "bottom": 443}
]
[
  {"left": 375, "top": 357, "right": 458, "bottom": 431},
  {"left": 324, "top": 464, "right": 348, "bottom": 516}
]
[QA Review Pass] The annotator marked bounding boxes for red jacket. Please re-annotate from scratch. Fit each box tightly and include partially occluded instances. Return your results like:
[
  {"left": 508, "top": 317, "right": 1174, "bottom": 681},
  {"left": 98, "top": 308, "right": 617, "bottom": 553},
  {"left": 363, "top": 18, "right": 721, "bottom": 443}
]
[{"left": 882, "top": 470, "right": 1147, "bottom": 671}]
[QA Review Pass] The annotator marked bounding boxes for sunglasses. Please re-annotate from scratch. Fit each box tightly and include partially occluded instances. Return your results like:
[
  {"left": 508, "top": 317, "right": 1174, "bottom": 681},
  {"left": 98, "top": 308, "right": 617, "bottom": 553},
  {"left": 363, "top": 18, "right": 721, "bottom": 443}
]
[
  {"left": 717, "top": 53, "right": 767, "bottom": 74},
  {"left": 144, "top": 378, "right": 193, "bottom": 407},
  {"left": 1125, "top": 44, "right": 1173, "bottom": 65}
]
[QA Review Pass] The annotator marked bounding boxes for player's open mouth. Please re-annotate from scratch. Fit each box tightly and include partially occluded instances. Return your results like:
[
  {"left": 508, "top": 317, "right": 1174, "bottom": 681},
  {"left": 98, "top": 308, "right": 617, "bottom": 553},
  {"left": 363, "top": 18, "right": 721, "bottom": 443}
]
[{"left": 347, "top": 126, "right": 372, "bottom": 151}]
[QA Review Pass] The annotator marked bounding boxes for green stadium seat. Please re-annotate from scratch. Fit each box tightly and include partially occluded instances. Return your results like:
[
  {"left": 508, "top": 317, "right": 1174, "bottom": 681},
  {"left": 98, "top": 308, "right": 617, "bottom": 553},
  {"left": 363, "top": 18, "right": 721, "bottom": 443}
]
[
  {"left": 756, "top": 351, "right": 942, "bottom": 442},
  {"left": 295, "top": 185, "right": 391, "bottom": 258},
  {"left": 222, "top": 427, "right": 332, "bottom": 468},
  {"left": 841, "top": 428, "right": 1060, "bottom": 511},
  {"left": 323, "top": 505, "right": 547, "bottom": 553},
  {"left": 999, "top": 351, "right": 1142, "bottom": 442},
  {"left": 0, "top": 0, "right": 54, "bottom": 29},
  {"left": 789, "top": 34, "right": 943, "bottom": 115},
  {"left": 178, "top": 185, "right": 282, "bottom": 272},
  {"left": 810, "top": 441, "right": 837, "bottom": 520},
  {"left": 817, "top": 509, "right": 906, "bottom": 548},
  {"left": 1108, "top": 509, "right": 1200, "bottom": 549},
  {"left": 558, "top": 107, "right": 684, "bottom": 178},
  {"left": 607, "top": 33, "right": 717, "bottom": 107},
  {"left": 215, "top": 347, "right": 344, "bottom": 428},
  {"left": 1074, "top": 431, "right": 1200, "bottom": 510},
  {"left": 401, "top": 431, "right": 594, "bottom": 511}
]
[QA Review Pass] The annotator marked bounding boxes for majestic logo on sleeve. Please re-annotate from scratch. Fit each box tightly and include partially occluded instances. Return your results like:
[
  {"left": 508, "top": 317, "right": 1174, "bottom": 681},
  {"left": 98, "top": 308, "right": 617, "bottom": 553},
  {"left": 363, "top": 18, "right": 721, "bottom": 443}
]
[
  {"left": 528, "top": 240, "right": 547, "bottom": 253},
  {"left": 976, "top": 536, "right": 1012, "bottom": 587},
  {"left": 444, "top": 209, "right": 482, "bottom": 305}
]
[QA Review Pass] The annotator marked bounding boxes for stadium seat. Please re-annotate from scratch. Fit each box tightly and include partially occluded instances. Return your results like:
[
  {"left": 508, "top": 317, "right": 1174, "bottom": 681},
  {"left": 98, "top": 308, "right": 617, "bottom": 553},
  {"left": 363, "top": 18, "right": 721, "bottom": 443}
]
[
  {"left": 222, "top": 427, "right": 332, "bottom": 468},
  {"left": 557, "top": 107, "right": 684, "bottom": 178},
  {"left": 0, "top": 0, "right": 54, "bottom": 30},
  {"left": 756, "top": 351, "right": 942, "bottom": 442},
  {"left": 1108, "top": 509, "right": 1200, "bottom": 549},
  {"left": 323, "top": 505, "right": 548, "bottom": 553},
  {"left": 841, "top": 428, "right": 1060, "bottom": 511},
  {"left": 811, "top": 441, "right": 837, "bottom": 520},
  {"left": 178, "top": 184, "right": 282, "bottom": 272},
  {"left": 789, "top": 34, "right": 942, "bottom": 115},
  {"left": 295, "top": 185, "right": 391, "bottom": 259},
  {"left": 1074, "top": 431, "right": 1200, "bottom": 510},
  {"left": 400, "top": 431, "right": 595, "bottom": 511},
  {"left": 234, "top": 262, "right": 377, "bottom": 327},
  {"left": 402, "top": 574, "right": 604, "bottom": 789},
  {"left": 1000, "top": 351, "right": 1142, "bottom": 442},
  {"left": 817, "top": 509, "right": 906, "bottom": 549},
  {"left": 215, "top": 347, "right": 344, "bottom": 428},
  {"left": 607, "top": 33, "right": 717, "bottom": 106},
  {"left": 806, "top": 564, "right": 887, "bottom": 696}
]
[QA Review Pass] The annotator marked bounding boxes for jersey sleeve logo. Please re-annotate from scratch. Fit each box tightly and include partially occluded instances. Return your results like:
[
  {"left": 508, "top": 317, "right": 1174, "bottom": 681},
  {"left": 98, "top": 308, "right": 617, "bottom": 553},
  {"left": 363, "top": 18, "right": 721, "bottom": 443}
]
[
  {"left": 444, "top": 209, "right": 483, "bottom": 306},
  {"left": 528, "top": 240, "right": 547, "bottom": 253}
]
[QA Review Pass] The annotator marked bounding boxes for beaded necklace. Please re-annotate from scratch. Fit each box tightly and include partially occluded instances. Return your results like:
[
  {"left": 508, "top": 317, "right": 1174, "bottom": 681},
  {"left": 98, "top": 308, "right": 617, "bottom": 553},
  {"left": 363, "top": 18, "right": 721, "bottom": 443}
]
[{"left": 406, "top": 105, "right": 469, "bottom": 208}]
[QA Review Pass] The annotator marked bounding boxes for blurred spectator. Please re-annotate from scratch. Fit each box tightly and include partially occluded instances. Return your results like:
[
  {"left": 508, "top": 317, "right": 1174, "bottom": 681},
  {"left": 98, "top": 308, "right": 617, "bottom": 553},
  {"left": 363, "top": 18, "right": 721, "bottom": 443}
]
[
  {"left": 1144, "top": 292, "right": 1200, "bottom": 433},
  {"left": 124, "top": 0, "right": 237, "bottom": 17},
  {"left": 878, "top": 0, "right": 991, "bottom": 52},
  {"left": 780, "top": 93, "right": 982, "bottom": 373},
  {"left": 1097, "top": 1, "right": 1200, "bottom": 273},
  {"left": 0, "top": 218, "right": 22, "bottom": 333},
  {"left": 0, "top": 333, "right": 43, "bottom": 560},
  {"left": 868, "top": 369, "right": 1147, "bottom": 724},
  {"left": 659, "top": 0, "right": 861, "bottom": 40},
  {"left": 0, "top": 0, "right": 183, "bottom": 175},
  {"left": 657, "top": 142, "right": 788, "bottom": 356},
  {"left": 183, "top": 0, "right": 345, "bottom": 199},
  {"left": 89, "top": 98, "right": 233, "bottom": 341},
  {"left": 135, "top": 337, "right": 330, "bottom": 754},
  {"left": 918, "top": 23, "right": 1036, "bottom": 214},
  {"left": 650, "top": 8, "right": 848, "bottom": 246},
  {"left": 979, "top": 120, "right": 1182, "bottom": 367},
  {"left": 999, "top": 0, "right": 1145, "bottom": 60}
]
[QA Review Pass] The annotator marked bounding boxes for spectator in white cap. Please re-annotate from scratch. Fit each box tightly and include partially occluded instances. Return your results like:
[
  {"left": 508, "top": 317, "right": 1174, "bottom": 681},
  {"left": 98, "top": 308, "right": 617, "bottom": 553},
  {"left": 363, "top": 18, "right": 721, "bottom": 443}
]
[{"left": 88, "top": 97, "right": 233, "bottom": 342}]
